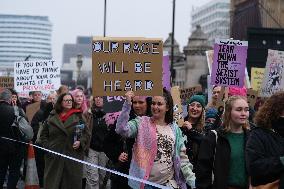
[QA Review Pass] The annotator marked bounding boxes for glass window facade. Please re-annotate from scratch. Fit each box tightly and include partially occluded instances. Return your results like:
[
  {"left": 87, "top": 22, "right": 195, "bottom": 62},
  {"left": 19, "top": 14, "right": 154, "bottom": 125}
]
[{"left": 0, "top": 14, "right": 52, "bottom": 69}]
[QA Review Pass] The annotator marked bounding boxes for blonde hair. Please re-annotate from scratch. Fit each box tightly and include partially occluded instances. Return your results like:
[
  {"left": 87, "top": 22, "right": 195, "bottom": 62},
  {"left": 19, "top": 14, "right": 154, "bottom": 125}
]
[{"left": 223, "top": 95, "right": 249, "bottom": 132}]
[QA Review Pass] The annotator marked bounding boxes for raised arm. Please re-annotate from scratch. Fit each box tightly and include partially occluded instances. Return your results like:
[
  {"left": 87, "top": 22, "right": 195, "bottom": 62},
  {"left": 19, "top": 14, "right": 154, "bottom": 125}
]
[{"left": 115, "top": 91, "right": 140, "bottom": 138}]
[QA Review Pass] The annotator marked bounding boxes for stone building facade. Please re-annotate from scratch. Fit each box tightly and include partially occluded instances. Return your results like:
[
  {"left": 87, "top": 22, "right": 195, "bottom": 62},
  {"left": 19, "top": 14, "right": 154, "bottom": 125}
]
[{"left": 164, "top": 25, "right": 212, "bottom": 90}]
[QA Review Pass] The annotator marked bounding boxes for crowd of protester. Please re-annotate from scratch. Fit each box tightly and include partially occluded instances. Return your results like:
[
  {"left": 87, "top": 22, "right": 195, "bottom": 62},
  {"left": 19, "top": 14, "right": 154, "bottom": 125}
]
[{"left": 0, "top": 84, "right": 283, "bottom": 189}]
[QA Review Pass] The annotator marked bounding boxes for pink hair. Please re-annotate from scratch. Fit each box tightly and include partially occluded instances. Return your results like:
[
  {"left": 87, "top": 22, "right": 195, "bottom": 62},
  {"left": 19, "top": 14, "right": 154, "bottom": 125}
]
[
  {"left": 71, "top": 89, "right": 88, "bottom": 112},
  {"left": 228, "top": 86, "right": 247, "bottom": 97}
]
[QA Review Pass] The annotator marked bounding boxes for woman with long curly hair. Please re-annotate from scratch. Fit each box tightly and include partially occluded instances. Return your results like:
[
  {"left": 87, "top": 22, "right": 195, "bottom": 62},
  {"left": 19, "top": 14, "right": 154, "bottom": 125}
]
[
  {"left": 246, "top": 91, "right": 284, "bottom": 188},
  {"left": 196, "top": 95, "right": 250, "bottom": 189}
]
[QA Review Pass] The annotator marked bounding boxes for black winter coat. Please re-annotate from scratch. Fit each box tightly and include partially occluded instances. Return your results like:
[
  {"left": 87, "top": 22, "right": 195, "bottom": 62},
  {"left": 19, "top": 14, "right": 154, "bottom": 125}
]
[
  {"left": 196, "top": 128, "right": 250, "bottom": 189},
  {"left": 31, "top": 102, "right": 53, "bottom": 143},
  {"left": 104, "top": 124, "right": 134, "bottom": 175},
  {"left": 103, "top": 109, "right": 138, "bottom": 172},
  {"left": 89, "top": 109, "right": 109, "bottom": 152},
  {"left": 0, "top": 101, "right": 26, "bottom": 154},
  {"left": 246, "top": 127, "right": 284, "bottom": 186},
  {"left": 103, "top": 110, "right": 143, "bottom": 189},
  {"left": 182, "top": 126, "right": 205, "bottom": 169}
]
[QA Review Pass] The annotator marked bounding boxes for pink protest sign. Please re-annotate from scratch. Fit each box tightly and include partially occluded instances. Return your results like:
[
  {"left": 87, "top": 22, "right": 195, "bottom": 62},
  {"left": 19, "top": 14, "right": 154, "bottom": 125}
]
[
  {"left": 211, "top": 39, "right": 248, "bottom": 88},
  {"left": 103, "top": 96, "right": 125, "bottom": 126},
  {"left": 162, "top": 53, "right": 171, "bottom": 90}
]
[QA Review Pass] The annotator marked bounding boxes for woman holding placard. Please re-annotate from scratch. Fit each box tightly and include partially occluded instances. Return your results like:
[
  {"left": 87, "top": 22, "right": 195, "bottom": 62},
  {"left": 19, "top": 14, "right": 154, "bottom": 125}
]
[{"left": 116, "top": 89, "right": 195, "bottom": 189}]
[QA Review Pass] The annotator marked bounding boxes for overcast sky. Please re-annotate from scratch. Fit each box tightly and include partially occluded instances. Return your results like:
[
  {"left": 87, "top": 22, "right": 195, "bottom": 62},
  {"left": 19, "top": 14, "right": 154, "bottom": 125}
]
[{"left": 1, "top": 0, "right": 210, "bottom": 64}]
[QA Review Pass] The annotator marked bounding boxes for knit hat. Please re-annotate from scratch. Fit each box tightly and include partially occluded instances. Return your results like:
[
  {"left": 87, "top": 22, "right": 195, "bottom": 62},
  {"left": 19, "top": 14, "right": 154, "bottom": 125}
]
[
  {"left": 205, "top": 108, "right": 218, "bottom": 119},
  {"left": 188, "top": 94, "right": 206, "bottom": 108},
  {"left": 228, "top": 86, "right": 247, "bottom": 97},
  {"left": 0, "top": 88, "right": 12, "bottom": 102}
]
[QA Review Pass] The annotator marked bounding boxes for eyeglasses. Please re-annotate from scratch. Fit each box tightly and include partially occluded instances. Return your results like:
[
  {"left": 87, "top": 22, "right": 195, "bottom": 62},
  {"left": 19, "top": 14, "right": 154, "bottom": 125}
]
[
  {"left": 63, "top": 99, "right": 73, "bottom": 103},
  {"left": 189, "top": 103, "right": 202, "bottom": 108}
]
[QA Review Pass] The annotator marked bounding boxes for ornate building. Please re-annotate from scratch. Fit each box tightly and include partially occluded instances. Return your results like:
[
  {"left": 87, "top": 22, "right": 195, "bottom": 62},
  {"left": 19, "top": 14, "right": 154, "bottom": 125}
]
[
  {"left": 163, "top": 33, "right": 186, "bottom": 88},
  {"left": 184, "top": 25, "right": 212, "bottom": 88},
  {"left": 164, "top": 25, "right": 212, "bottom": 90}
]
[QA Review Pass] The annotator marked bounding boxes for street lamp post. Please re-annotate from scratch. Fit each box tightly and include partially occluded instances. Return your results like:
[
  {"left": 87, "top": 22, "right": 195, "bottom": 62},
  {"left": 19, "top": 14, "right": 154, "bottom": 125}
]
[
  {"left": 171, "top": 0, "right": 176, "bottom": 86},
  {"left": 76, "top": 54, "right": 83, "bottom": 85},
  {"left": 104, "top": 0, "right": 107, "bottom": 37}
]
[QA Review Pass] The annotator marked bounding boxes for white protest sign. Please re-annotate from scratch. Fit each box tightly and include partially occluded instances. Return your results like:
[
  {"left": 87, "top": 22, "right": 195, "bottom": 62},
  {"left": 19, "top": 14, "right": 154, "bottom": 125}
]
[
  {"left": 260, "top": 49, "right": 284, "bottom": 97},
  {"left": 14, "top": 60, "right": 61, "bottom": 93}
]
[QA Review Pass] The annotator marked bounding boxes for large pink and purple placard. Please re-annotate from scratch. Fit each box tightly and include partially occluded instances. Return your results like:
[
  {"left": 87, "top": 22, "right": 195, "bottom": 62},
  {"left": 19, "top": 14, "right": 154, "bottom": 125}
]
[{"left": 211, "top": 39, "right": 248, "bottom": 88}]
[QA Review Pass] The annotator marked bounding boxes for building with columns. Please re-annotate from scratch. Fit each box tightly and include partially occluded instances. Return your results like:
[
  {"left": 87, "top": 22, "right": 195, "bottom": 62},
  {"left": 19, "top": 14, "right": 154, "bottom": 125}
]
[
  {"left": 164, "top": 25, "right": 212, "bottom": 90},
  {"left": 163, "top": 33, "right": 186, "bottom": 88},
  {"left": 183, "top": 25, "right": 212, "bottom": 87}
]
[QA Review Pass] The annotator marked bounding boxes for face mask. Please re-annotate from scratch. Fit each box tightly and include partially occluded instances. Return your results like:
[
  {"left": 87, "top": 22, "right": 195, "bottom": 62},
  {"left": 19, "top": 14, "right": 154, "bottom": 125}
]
[
  {"left": 272, "top": 117, "right": 284, "bottom": 137},
  {"left": 205, "top": 122, "right": 215, "bottom": 130}
]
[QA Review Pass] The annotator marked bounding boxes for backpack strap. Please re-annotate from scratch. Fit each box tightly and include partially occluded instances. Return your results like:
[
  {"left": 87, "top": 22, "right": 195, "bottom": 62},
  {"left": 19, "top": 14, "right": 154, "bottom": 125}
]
[
  {"left": 211, "top": 130, "right": 218, "bottom": 159},
  {"left": 211, "top": 130, "right": 218, "bottom": 184},
  {"left": 211, "top": 130, "right": 218, "bottom": 144}
]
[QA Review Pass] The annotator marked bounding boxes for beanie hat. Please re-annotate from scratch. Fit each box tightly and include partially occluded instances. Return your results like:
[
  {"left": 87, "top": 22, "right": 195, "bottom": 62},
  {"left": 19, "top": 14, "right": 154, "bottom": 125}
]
[
  {"left": 228, "top": 86, "right": 247, "bottom": 97},
  {"left": 205, "top": 108, "right": 218, "bottom": 120},
  {"left": 188, "top": 94, "right": 206, "bottom": 108},
  {"left": 0, "top": 89, "right": 12, "bottom": 102}
]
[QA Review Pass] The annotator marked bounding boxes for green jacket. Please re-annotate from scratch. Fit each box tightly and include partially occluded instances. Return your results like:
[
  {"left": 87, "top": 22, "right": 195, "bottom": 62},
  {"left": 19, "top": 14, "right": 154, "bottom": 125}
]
[{"left": 39, "top": 111, "right": 90, "bottom": 189}]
